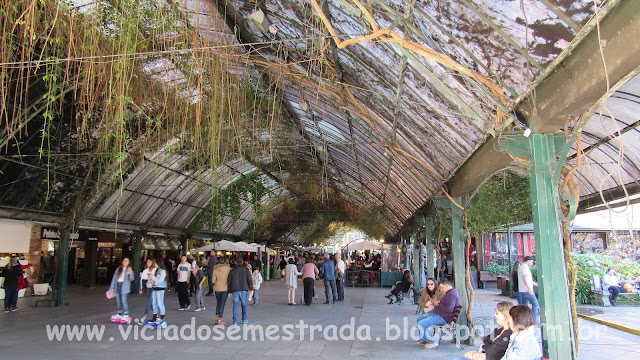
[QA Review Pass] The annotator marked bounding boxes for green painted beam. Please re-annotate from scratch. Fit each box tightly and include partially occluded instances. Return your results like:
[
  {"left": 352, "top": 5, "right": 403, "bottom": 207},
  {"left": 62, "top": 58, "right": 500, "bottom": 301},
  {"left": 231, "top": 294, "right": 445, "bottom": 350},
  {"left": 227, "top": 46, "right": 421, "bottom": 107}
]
[
  {"left": 411, "top": 225, "right": 423, "bottom": 289},
  {"left": 425, "top": 216, "right": 435, "bottom": 282},
  {"left": 528, "top": 133, "right": 576, "bottom": 360},
  {"left": 56, "top": 231, "right": 70, "bottom": 307},
  {"left": 450, "top": 197, "right": 468, "bottom": 327},
  {"left": 500, "top": 133, "right": 576, "bottom": 359}
]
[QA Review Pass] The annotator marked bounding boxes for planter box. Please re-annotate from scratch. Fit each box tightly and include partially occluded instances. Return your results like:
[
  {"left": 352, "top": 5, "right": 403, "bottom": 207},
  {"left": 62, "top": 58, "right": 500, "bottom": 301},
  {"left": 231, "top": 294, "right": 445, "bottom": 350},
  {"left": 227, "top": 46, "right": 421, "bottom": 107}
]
[{"left": 33, "top": 283, "right": 49, "bottom": 296}]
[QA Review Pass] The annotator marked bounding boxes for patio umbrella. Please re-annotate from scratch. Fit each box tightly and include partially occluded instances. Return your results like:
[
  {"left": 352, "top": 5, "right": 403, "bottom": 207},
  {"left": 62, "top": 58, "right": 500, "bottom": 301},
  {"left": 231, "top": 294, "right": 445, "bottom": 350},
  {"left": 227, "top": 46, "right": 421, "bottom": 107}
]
[{"left": 343, "top": 240, "right": 382, "bottom": 251}]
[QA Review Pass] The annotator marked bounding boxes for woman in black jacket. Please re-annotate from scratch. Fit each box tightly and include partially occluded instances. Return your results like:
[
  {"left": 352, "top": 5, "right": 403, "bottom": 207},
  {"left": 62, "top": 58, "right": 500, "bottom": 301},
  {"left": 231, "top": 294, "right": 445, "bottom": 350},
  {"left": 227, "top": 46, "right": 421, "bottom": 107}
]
[
  {"left": 3, "top": 256, "right": 24, "bottom": 312},
  {"left": 386, "top": 270, "right": 413, "bottom": 304}
]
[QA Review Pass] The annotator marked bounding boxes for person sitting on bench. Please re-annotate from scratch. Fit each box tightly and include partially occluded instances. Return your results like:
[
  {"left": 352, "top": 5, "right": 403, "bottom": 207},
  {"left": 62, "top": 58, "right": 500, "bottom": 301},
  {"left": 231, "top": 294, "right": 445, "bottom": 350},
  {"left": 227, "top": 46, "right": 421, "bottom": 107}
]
[
  {"left": 417, "top": 280, "right": 462, "bottom": 350},
  {"left": 385, "top": 270, "right": 413, "bottom": 304},
  {"left": 603, "top": 268, "right": 627, "bottom": 306}
]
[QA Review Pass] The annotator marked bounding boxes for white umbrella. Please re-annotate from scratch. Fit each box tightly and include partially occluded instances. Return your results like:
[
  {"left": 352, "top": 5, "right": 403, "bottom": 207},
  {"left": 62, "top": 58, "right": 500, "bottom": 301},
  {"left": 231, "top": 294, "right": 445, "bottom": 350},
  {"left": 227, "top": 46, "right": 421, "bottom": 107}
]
[
  {"left": 342, "top": 240, "right": 381, "bottom": 251},
  {"left": 194, "top": 240, "right": 245, "bottom": 252}
]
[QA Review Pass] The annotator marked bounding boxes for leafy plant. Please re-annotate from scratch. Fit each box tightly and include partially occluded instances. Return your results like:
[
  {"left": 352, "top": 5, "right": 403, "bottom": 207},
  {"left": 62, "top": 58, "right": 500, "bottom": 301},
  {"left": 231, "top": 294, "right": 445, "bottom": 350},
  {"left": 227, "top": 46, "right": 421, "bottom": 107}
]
[
  {"left": 484, "top": 262, "right": 509, "bottom": 276},
  {"left": 575, "top": 282, "right": 595, "bottom": 305}
]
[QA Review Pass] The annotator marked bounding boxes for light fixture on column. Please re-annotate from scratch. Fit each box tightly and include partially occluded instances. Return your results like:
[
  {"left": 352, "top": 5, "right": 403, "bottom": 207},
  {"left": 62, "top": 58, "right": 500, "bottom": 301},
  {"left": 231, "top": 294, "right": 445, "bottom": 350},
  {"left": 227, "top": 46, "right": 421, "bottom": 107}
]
[
  {"left": 251, "top": 9, "right": 271, "bottom": 36},
  {"left": 523, "top": 128, "right": 532, "bottom": 137}
]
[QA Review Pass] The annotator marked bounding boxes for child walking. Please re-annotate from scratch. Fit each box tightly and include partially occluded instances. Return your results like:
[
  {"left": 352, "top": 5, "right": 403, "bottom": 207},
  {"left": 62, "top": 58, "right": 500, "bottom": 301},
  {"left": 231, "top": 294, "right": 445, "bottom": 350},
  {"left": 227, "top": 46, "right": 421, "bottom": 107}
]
[
  {"left": 251, "top": 268, "right": 263, "bottom": 306},
  {"left": 194, "top": 261, "right": 206, "bottom": 311},
  {"left": 149, "top": 260, "right": 168, "bottom": 327},
  {"left": 109, "top": 257, "right": 134, "bottom": 324}
]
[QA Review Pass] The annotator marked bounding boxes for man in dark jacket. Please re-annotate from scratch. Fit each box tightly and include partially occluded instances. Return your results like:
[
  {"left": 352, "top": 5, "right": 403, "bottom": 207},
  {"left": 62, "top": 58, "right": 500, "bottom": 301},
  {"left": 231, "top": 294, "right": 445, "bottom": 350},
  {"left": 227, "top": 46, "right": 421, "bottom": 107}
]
[
  {"left": 228, "top": 257, "right": 253, "bottom": 326},
  {"left": 206, "top": 250, "right": 217, "bottom": 296}
]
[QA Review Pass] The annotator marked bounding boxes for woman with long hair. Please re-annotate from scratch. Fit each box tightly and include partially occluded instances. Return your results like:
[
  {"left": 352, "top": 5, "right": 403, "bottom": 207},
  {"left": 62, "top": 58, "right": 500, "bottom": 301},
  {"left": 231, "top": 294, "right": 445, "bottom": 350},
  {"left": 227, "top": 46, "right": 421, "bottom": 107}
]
[
  {"left": 149, "top": 259, "right": 167, "bottom": 328},
  {"left": 511, "top": 261, "right": 522, "bottom": 305},
  {"left": 500, "top": 305, "right": 542, "bottom": 360},
  {"left": 2, "top": 256, "right": 23, "bottom": 312},
  {"left": 137, "top": 258, "right": 156, "bottom": 325},
  {"left": 418, "top": 278, "right": 439, "bottom": 313},
  {"left": 108, "top": 257, "right": 134, "bottom": 324}
]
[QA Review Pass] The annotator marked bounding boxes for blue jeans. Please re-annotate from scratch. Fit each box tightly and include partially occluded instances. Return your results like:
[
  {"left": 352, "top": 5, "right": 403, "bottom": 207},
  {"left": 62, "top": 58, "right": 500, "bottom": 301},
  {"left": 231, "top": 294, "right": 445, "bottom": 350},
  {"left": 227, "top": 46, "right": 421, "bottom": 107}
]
[
  {"left": 152, "top": 290, "right": 165, "bottom": 316},
  {"left": 324, "top": 279, "right": 337, "bottom": 302},
  {"left": 417, "top": 313, "right": 446, "bottom": 342},
  {"left": 336, "top": 279, "right": 344, "bottom": 301},
  {"left": 116, "top": 283, "right": 129, "bottom": 315},
  {"left": 515, "top": 291, "right": 524, "bottom": 305},
  {"left": 520, "top": 291, "right": 540, "bottom": 323},
  {"left": 4, "top": 285, "right": 18, "bottom": 309},
  {"left": 232, "top": 291, "right": 248, "bottom": 324},
  {"left": 142, "top": 289, "right": 153, "bottom": 317},
  {"left": 207, "top": 271, "right": 214, "bottom": 295}
]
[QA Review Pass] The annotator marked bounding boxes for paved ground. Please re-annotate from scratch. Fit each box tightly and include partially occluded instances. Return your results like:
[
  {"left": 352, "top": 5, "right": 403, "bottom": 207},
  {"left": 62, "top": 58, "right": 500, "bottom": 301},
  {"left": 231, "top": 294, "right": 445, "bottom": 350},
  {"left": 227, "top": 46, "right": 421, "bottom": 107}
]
[{"left": 1, "top": 280, "right": 639, "bottom": 359}]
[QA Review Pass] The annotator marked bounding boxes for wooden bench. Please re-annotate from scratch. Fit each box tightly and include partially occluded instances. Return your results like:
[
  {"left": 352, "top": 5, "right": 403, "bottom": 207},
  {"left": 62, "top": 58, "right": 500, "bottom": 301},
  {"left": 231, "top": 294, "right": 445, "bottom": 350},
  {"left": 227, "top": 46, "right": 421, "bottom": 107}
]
[
  {"left": 479, "top": 271, "right": 498, "bottom": 289},
  {"left": 591, "top": 275, "right": 639, "bottom": 306},
  {"left": 433, "top": 305, "right": 464, "bottom": 349}
]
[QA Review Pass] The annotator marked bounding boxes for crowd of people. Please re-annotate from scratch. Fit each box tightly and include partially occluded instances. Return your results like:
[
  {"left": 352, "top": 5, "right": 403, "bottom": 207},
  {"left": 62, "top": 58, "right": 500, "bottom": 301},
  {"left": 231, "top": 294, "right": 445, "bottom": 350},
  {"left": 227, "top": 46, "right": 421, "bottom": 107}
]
[{"left": 105, "top": 251, "right": 349, "bottom": 327}]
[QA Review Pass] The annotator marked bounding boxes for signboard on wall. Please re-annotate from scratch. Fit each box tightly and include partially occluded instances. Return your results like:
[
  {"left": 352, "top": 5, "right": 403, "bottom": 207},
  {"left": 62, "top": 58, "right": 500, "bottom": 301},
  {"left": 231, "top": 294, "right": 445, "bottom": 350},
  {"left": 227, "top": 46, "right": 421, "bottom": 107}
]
[{"left": 41, "top": 227, "right": 80, "bottom": 240}]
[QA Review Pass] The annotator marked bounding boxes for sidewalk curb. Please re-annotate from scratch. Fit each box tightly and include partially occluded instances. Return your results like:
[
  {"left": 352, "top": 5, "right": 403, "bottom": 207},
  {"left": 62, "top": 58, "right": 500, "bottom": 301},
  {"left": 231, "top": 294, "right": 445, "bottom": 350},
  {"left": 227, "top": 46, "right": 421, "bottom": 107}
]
[{"left": 577, "top": 313, "right": 640, "bottom": 335}]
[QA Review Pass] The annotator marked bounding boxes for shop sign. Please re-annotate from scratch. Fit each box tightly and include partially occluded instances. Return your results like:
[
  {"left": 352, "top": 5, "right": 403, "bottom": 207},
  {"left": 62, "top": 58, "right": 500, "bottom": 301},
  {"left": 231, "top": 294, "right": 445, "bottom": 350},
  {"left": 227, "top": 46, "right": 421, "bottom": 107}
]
[
  {"left": 42, "top": 227, "right": 80, "bottom": 240},
  {"left": 98, "top": 242, "right": 117, "bottom": 248}
]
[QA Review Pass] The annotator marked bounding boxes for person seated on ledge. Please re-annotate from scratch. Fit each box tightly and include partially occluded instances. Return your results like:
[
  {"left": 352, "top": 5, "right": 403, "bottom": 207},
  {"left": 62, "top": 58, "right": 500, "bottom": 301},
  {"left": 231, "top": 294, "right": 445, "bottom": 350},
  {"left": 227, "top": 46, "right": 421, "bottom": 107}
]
[
  {"left": 417, "top": 280, "right": 462, "bottom": 350},
  {"left": 603, "top": 267, "right": 627, "bottom": 306},
  {"left": 453, "top": 301, "right": 514, "bottom": 360},
  {"left": 418, "top": 278, "right": 440, "bottom": 313},
  {"left": 385, "top": 270, "right": 413, "bottom": 304},
  {"left": 499, "top": 305, "right": 542, "bottom": 360}
]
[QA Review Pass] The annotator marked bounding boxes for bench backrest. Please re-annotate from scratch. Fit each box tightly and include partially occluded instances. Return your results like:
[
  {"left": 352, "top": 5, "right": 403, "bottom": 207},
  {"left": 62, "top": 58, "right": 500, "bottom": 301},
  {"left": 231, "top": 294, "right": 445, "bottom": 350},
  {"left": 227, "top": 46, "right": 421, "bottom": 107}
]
[
  {"left": 451, "top": 305, "right": 463, "bottom": 324},
  {"left": 592, "top": 275, "right": 603, "bottom": 291}
]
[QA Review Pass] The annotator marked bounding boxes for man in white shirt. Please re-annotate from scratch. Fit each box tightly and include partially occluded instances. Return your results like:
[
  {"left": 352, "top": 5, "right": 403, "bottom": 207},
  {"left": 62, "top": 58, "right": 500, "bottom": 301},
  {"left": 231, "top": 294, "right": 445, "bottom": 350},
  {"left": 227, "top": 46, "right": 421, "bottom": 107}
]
[
  {"left": 335, "top": 253, "right": 346, "bottom": 301},
  {"left": 176, "top": 256, "right": 192, "bottom": 310},
  {"left": 518, "top": 256, "right": 539, "bottom": 324}
]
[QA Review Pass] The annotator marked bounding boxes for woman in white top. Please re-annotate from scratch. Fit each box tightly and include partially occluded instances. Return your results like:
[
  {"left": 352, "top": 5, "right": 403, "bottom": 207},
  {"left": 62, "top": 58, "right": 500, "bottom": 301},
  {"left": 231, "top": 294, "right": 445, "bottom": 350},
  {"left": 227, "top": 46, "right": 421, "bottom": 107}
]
[
  {"left": 285, "top": 258, "right": 302, "bottom": 305},
  {"left": 137, "top": 258, "right": 156, "bottom": 324},
  {"left": 500, "top": 305, "right": 542, "bottom": 360}
]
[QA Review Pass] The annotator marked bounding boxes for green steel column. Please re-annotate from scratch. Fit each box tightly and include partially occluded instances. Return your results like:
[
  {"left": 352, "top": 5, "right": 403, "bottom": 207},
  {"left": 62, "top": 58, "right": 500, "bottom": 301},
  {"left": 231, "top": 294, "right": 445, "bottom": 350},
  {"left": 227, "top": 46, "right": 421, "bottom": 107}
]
[
  {"left": 451, "top": 197, "right": 468, "bottom": 326},
  {"left": 266, "top": 249, "right": 271, "bottom": 280},
  {"left": 180, "top": 236, "right": 188, "bottom": 256},
  {"left": 132, "top": 232, "right": 143, "bottom": 293},
  {"left": 529, "top": 133, "right": 575, "bottom": 360},
  {"left": 412, "top": 226, "right": 423, "bottom": 289},
  {"left": 56, "top": 231, "right": 70, "bottom": 306},
  {"left": 425, "top": 216, "right": 435, "bottom": 281}
]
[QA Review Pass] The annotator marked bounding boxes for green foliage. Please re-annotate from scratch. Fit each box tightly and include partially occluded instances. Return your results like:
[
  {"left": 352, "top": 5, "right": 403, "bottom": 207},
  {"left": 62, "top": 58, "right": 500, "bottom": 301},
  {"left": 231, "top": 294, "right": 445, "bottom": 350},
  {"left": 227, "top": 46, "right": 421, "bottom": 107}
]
[
  {"left": 575, "top": 282, "right": 595, "bottom": 305},
  {"left": 483, "top": 262, "right": 509, "bottom": 276},
  {"left": 188, "top": 171, "right": 268, "bottom": 233},
  {"left": 467, "top": 170, "right": 532, "bottom": 234},
  {"left": 572, "top": 253, "right": 640, "bottom": 304}
]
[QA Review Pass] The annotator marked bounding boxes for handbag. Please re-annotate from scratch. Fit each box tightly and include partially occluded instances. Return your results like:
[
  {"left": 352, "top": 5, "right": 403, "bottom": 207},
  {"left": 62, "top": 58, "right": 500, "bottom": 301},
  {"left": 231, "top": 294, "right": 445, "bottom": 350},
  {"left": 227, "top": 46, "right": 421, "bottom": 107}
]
[{"left": 105, "top": 288, "right": 115, "bottom": 299}]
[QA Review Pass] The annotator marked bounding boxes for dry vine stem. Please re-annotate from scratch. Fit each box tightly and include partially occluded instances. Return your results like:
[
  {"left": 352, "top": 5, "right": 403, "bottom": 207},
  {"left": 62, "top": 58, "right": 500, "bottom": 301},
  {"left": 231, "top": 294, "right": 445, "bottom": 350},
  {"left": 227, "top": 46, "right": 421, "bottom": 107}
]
[{"left": 309, "top": 0, "right": 507, "bottom": 110}]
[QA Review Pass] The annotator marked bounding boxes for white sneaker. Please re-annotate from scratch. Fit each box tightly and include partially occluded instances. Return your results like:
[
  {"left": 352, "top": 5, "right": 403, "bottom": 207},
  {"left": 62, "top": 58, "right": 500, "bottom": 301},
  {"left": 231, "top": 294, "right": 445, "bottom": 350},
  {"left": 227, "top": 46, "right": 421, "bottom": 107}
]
[
  {"left": 178, "top": 308, "right": 185, "bottom": 311},
  {"left": 194, "top": 308, "right": 202, "bottom": 312},
  {"left": 185, "top": 305, "right": 191, "bottom": 310}
]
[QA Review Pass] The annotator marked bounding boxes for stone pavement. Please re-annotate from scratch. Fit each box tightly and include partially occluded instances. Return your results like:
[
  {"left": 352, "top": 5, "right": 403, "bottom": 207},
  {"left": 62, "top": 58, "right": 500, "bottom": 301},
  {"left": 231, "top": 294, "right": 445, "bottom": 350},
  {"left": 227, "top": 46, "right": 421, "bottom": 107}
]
[{"left": 1, "top": 280, "right": 638, "bottom": 359}]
